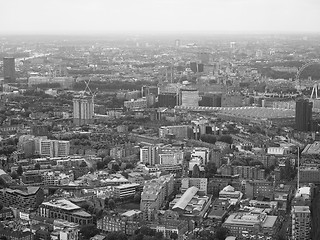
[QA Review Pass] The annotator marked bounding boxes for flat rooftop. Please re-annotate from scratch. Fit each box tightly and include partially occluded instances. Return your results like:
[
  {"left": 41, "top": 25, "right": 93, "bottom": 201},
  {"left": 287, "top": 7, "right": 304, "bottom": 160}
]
[{"left": 42, "top": 199, "right": 81, "bottom": 211}]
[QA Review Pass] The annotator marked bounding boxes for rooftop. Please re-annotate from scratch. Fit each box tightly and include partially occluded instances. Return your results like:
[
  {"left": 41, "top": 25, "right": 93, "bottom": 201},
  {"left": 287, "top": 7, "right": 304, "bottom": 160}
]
[
  {"left": 42, "top": 199, "right": 81, "bottom": 211},
  {"left": 172, "top": 186, "right": 199, "bottom": 210}
]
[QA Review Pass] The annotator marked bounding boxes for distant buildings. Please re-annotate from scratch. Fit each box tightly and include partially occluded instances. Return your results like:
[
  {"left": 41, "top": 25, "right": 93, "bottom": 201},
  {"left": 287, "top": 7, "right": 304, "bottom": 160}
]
[
  {"left": 3, "top": 57, "right": 15, "bottom": 83},
  {"left": 124, "top": 98, "right": 147, "bottom": 110},
  {"left": 295, "top": 99, "right": 313, "bottom": 131},
  {"left": 73, "top": 95, "right": 94, "bottom": 126},
  {"left": 159, "top": 125, "right": 193, "bottom": 139},
  {"left": 180, "top": 89, "right": 199, "bottom": 107}
]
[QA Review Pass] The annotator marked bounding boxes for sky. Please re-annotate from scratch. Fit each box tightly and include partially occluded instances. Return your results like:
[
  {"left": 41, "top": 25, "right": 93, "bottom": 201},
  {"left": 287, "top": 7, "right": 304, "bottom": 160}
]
[{"left": 0, "top": 0, "right": 320, "bottom": 35}]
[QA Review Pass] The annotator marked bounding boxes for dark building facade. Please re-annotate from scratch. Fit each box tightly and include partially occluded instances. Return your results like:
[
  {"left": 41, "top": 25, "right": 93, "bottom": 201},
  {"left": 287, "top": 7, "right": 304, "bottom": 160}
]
[
  {"left": 295, "top": 99, "right": 313, "bottom": 131},
  {"left": 158, "top": 93, "right": 177, "bottom": 108},
  {"left": 3, "top": 57, "right": 16, "bottom": 83}
]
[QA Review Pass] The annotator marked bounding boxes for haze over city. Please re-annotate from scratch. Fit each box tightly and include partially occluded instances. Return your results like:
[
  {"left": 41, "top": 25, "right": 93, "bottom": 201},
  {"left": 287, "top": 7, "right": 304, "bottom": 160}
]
[{"left": 0, "top": 0, "right": 320, "bottom": 35}]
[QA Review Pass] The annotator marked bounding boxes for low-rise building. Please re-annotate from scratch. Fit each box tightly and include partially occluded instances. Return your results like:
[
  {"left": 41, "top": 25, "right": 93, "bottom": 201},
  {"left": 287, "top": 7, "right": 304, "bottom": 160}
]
[
  {"left": 219, "top": 185, "right": 243, "bottom": 205},
  {"left": 97, "top": 210, "right": 143, "bottom": 235},
  {"left": 223, "top": 212, "right": 279, "bottom": 239},
  {"left": 38, "top": 199, "right": 93, "bottom": 225},
  {"left": 181, "top": 178, "right": 207, "bottom": 195},
  {"left": 114, "top": 183, "right": 140, "bottom": 199}
]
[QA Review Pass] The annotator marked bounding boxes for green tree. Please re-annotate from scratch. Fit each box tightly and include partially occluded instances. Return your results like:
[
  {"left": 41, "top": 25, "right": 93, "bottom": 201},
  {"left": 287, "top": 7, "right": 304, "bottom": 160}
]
[
  {"left": 205, "top": 161, "right": 217, "bottom": 178},
  {"left": 214, "top": 227, "right": 229, "bottom": 240},
  {"left": 80, "top": 161, "right": 87, "bottom": 168},
  {"left": 192, "top": 164, "right": 200, "bottom": 178},
  {"left": 133, "top": 192, "right": 141, "bottom": 203},
  {"left": 80, "top": 224, "right": 100, "bottom": 239},
  {"left": 105, "top": 232, "right": 128, "bottom": 240},
  {"left": 200, "top": 134, "right": 217, "bottom": 144},
  {"left": 11, "top": 171, "right": 19, "bottom": 179},
  {"left": 218, "top": 135, "right": 233, "bottom": 144},
  {"left": 34, "top": 163, "right": 41, "bottom": 170},
  {"left": 108, "top": 199, "right": 116, "bottom": 210},
  {"left": 170, "top": 232, "right": 178, "bottom": 240},
  {"left": 17, "top": 165, "right": 23, "bottom": 176}
]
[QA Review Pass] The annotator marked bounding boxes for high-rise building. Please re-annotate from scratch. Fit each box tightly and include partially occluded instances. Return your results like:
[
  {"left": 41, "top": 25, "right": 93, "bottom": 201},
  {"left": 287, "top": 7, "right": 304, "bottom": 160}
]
[
  {"left": 73, "top": 96, "right": 94, "bottom": 125},
  {"left": 295, "top": 99, "right": 313, "bottom": 131},
  {"left": 140, "top": 146, "right": 158, "bottom": 165},
  {"left": 292, "top": 206, "right": 310, "bottom": 240},
  {"left": 3, "top": 57, "right": 15, "bottom": 83},
  {"left": 175, "top": 39, "right": 181, "bottom": 48},
  {"left": 39, "top": 140, "right": 70, "bottom": 157}
]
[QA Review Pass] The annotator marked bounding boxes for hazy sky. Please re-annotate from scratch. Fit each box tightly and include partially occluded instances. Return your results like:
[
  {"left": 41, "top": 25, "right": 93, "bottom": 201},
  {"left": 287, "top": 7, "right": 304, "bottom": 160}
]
[{"left": 0, "top": 0, "right": 320, "bottom": 35}]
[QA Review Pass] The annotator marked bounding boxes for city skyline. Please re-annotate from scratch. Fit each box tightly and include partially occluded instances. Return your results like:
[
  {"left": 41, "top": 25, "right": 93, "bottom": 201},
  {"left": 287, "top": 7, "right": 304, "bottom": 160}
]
[{"left": 0, "top": 0, "right": 320, "bottom": 35}]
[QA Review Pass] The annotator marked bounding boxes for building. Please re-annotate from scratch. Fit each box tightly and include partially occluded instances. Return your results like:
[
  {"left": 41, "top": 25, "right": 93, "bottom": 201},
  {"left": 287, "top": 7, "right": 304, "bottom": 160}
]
[
  {"left": 181, "top": 178, "right": 208, "bottom": 195},
  {"left": 208, "top": 198, "right": 230, "bottom": 222},
  {"left": 0, "top": 226, "right": 33, "bottom": 240},
  {"left": 140, "top": 175, "right": 174, "bottom": 220},
  {"left": 208, "top": 175, "right": 242, "bottom": 197},
  {"left": 38, "top": 199, "right": 93, "bottom": 225},
  {"left": 147, "top": 210, "right": 188, "bottom": 240},
  {"left": 124, "top": 98, "right": 147, "bottom": 110},
  {"left": 140, "top": 145, "right": 158, "bottom": 165},
  {"left": 3, "top": 57, "right": 15, "bottom": 83},
  {"left": 159, "top": 125, "right": 192, "bottom": 139},
  {"left": 73, "top": 95, "right": 94, "bottom": 126},
  {"left": 158, "top": 93, "right": 178, "bottom": 108},
  {"left": 291, "top": 206, "right": 310, "bottom": 240},
  {"left": 191, "top": 148, "right": 210, "bottom": 164},
  {"left": 0, "top": 186, "right": 44, "bottom": 211},
  {"left": 295, "top": 99, "right": 313, "bottom": 131},
  {"left": 219, "top": 185, "right": 243, "bottom": 205},
  {"left": 300, "top": 165, "right": 320, "bottom": 184},
  {"left": 245, "top": 180, "right": 274, "bottom": 200},
  {"left": 274, "top": 184, "right": 293, "bottom": 213},
  {"left": 170, "top": 186, "right": 211, "bottom": 222},
  {"left": 114, "top": 183, "right": 139, "bottom": 199},
  {"left": 223, "top": 212, "right": 279, "bottom": 239},
  {"left": 52, "top": 219, "right": 80, "bottom": 240},
  {"left": 97, "top": 210, "right": 143, "bottom": 235},
  {"left": 42, "top": 171, "right": 74, "bottom": 185},
  {"left": 39, "top": 140, "right": 70, "bottom": 157},
  {"left": 180, "top": 89, "right": 199, "bottom": 107}
]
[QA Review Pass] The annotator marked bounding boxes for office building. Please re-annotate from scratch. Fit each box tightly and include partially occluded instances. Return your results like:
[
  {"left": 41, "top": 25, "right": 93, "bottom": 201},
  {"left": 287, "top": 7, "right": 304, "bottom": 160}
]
[
  {"left": 39, "top": 140, "right": 70, "bottom": 157},
  {"left": 140, "top": 145, "right": 158, "bottom": 165},
  {"left": 245, "top": 180, "right": 274, "bottom": 200},
  {"left": 295, "top": 99, "right": 313, "bottom": 131},
  {"left": 158, "top": 92, "right": 178, "bottom": 108},
  {"left": 38, "top": 199, "right": 93, "bottom": 225},
  {"left": 219, "top": 185, "right": 243, "bottom": 205},
  {"left": 3, "top": 57, "right": 15, "bottom": 83},
  {"left": 181, "top": 178, "right": 208, "bottom": 195},
  {"left": 114, "top": 183, "right": 140, "bottom": 199},
  {"left": 292, "top": 206, "right": 310, "bottom": 240},
  {"left": 180, "top": 89, "right": 199, "bottom": 107},
  {"left": 73, "top": 95, "right": 94, "bottom": 126},
  {"left": 0, "top": 186, "right": 44, "bottom": 211},
  {"left": 124, "top": 98, "right": 147, "bottom": 110},
  {"left": 159, "top": 125, "right": 192, "bottom": 139},
  {"left": 208, "top": 175, "right": 242, "bottom": 197},
  {"left": 190, "top": 62, "right": 198, "bottom": 73}
]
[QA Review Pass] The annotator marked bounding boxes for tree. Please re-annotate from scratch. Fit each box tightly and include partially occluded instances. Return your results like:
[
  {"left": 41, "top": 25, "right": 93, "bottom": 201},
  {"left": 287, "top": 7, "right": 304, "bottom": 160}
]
[
  {"left": 0, "top": 202, "right": 3, "bottom": 211},
  {"left": 170, "top": 232, "right": 178, "bottom": 240},
  {"left": 17, "top": 165, "right": 23, "bottom": 176},
  {"left": 140, "top": 226, "right": 155, "bottom": 236},
  {"left": 155, "top": 231, "right": 163, "bottom": 239},
  {"left": 108, "top": 199, "right": 116, "bottom": 210},
  {"left": 80, "top": 161, "right": 87, "bottom": 168},
  {"left": 192, "top": 164, "right": 200, "bottom": 178},
  {"left": 104, "top": 197, "right": 109, "bottom": 209},
  {"left": 133, "top": 192, "right": 141, "bottom": 203},
  {"left": 11, "top": 171, "right": 19, "bottom": 179},
  {"left": 218, "top": 135, "right": 233, "bottom": 144},
  {"left": 200, "top": 134, "right": 217, "bottom": 144},
  {"left": 204, "top": 161, "right": 217, "bottom": 178},
  {"left": 105, "top": 232, "right": 128, "bottom": 240},
  {"left": 214, "top": 227, "right": 229, "bottom": 240},
  {"left": 80, "top": 224, "right": 100, "bottom": 239},
  {"left": 97, "top": 161, "right": 105, "bottom": 170},
  {"left": 34, "top": 163, "right": 41, "bottom": 170}
]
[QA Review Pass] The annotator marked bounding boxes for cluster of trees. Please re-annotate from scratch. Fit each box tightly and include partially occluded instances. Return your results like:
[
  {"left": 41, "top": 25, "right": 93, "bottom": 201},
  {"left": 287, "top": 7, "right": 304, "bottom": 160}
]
[
  {"left": 190, "top": 227, "right": 229, "bottom": 240},
  {"left": 200, "top": 134, "right": 233, "bottom": 145}
]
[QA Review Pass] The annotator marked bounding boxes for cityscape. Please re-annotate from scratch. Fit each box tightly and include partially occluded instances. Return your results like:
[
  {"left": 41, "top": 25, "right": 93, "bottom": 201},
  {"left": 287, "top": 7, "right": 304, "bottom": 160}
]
[{"left": 1, "top": 1, "right": 320, "bottom": 240}]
